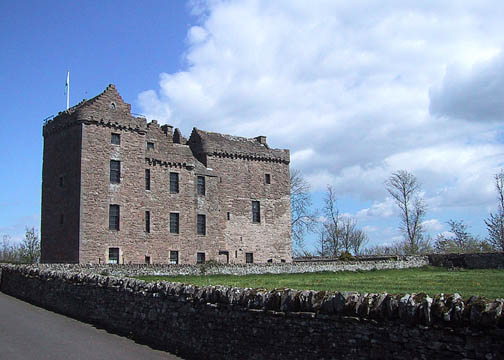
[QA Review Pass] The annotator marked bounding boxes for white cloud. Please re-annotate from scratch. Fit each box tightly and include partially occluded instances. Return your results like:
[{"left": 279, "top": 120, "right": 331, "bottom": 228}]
[
  {"left": 430, "top": 52, "right": 504, "bottom": 122},
  {"left": 422, "top": 219, "right": 444, "bottom": 232},
  {"left": 357, "top": 198, "right": 396, "bottom": 219},
  {"left": 138, "top": 0, "right": 504, "bottom": 238}
]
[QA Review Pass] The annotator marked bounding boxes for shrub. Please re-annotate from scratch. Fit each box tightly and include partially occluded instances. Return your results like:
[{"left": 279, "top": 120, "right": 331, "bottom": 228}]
[{"left": 339, "top": 251, "right": 355, "bottom": 261}]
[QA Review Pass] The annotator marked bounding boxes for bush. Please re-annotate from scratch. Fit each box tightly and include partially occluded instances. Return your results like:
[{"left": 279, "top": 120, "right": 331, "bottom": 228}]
[{"left": 339, "top": 251, "right": 355, "bottom": 261}]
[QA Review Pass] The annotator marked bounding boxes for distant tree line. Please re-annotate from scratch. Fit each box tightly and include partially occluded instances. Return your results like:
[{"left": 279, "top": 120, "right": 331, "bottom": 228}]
[
  {"left": 291, "top": 168, "right": 504, "bottom": 257},
  {"left": 0, "top": 227, "right": 40, "bottom": 263}
]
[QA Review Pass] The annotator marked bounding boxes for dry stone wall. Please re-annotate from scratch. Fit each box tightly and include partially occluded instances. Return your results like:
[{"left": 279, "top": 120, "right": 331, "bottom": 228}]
[
  {"left": 1, "top": 264, "right": 502, "bottom": 360},
  {"left": 428, "top": 252, "right": 504, "bottom": 269},
  {"left": 26, "top": 256, "right": 429, "bottom": 277}
]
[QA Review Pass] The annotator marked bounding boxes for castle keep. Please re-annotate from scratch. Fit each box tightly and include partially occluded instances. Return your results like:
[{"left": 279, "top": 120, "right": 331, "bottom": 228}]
[{"left": 41, "top": 85, "right": 292, "bottom": 264}]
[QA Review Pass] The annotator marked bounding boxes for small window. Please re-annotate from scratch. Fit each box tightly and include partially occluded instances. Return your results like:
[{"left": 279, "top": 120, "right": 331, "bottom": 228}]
[
  {"left": 59, "top": 214, "right": 64, "bottom": 225},
  {"left": 197, "top": 176, "right": 205, "bottom": 196},
  {"left": 281, "top": 259, "right": 286, "bottom": 263},
  {"left": 59, "top": 176, "right": 64, "bottom": 188},
  {"left": 110, "top": 160, "right": 120, "bottom": 184},
  {"left": 197, "top": 252, "right": 206, "bottom": 264},
  {"left": 147, "top": 142, "right": 155, "bottom": 150},
  {"left": 109, "top": 205, "right": 120, "bottom": 230},
  {"left": 265, "top": 174, "right": 271, "bottom": 184},
  {"left": 145, "top": 211, "right": 150, "bottom": 233},
  {"left": 170, "top": 213, "right": 179, "bottom": 234},
  {"left": 145, "top": 169, "right": 151, "bottom": 190},
  {"left": 111, "top": 133, "right": 120, "bottom": 145},
  {"left": 170, "top": 251, "right": 179, "bottom": 264},
  {"left": 267, "top": 259, "right": 273, "bottom": 263},
  {"left": 246, "top": 253, "right": 254, "bottom": 264},
  {"left": 170, "top": 172, "right": 179, "bottom": 193},
  {"left": 110, "top": 102, "right": 116, "bottom": 110},
  {"left": 252, "top": 201, "right": 260, "bottom": 223},
  {"left": 108, "top": 248, "right": 119, "bottom": 264},
  {"left": 227, "top": 212, "right": 230, "bottom": 221},
  {"left": 197, "top": 214, "right": 206, "bottom": 235},
  {"left": 145, "top": 256, "right": 151, "bottom": 264}
]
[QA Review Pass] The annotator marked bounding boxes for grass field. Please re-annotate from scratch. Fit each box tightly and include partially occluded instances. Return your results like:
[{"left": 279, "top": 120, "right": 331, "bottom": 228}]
[{"left": 136, "top": 266, "right": 504, "bottom": 300}]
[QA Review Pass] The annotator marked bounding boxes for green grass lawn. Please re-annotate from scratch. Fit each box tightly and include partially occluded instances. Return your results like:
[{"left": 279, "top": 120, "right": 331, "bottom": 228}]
[{"left": 136, "top": 266, "right": 504, "bottom": 300}]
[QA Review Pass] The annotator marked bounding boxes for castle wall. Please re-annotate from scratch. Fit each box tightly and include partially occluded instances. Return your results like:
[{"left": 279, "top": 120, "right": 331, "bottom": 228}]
[
  {"left": 40, "top": 124, "right": 82, "bottom": 263},
  {"left": 207, "top": 155, "right": 292, "bottom": 263}
]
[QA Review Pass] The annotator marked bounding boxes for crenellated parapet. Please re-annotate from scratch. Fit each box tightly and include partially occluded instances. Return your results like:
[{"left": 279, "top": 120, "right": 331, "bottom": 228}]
[{"left": 188, "top": 128, "right": 290, "bottom": 165}]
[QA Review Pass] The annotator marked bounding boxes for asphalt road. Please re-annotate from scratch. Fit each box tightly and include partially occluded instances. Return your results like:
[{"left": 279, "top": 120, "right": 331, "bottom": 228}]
[{"left": 0, "top": 292, "right": 182, "bottom": 360}]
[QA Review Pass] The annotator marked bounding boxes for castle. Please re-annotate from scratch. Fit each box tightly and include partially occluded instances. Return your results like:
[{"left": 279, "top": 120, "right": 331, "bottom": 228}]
[{"left": 40, "top": 85, "right": 292, "bottom": 264}]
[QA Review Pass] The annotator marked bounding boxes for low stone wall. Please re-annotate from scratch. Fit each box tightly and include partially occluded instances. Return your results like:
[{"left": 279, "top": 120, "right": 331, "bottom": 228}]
[
  {"left": 428, "top": 252, "right": 504, "bottom": 269},
  {"left": 30, "top": 256, "right": 429, "bottom": 277},
  {"left": 1, "top": 264, "right": 502, "bottom": 359}
]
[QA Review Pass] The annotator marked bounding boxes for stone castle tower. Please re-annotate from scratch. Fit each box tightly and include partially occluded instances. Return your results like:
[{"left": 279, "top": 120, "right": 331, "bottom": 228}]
[{"left": 41, "top": 85, "right": 292, "bottom": 264}]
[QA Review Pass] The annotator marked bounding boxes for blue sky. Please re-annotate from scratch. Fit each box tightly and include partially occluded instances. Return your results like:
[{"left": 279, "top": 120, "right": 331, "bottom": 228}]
[{"left": 2, "top": 1, "right": 504, "bottom": 252}]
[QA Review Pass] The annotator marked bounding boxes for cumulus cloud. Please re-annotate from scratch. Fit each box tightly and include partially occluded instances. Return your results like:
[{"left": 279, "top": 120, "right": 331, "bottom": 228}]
[
  {"left": 138, "top": 0, "right": 504, "bottom": 241},
  {"left": 422, "top": 219, "right": 444, "bottom": 232},
  {"left": 357, "top": 198, "right": 396, "bottom": 219},
  {"left": 430, "top": 53, "right": 504, "bottom": 122}
]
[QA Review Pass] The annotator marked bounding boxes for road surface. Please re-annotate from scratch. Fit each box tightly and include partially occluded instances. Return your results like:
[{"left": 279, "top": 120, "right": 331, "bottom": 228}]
[{"left": 0, "top": 292, "right": 182, "bottom": 360}]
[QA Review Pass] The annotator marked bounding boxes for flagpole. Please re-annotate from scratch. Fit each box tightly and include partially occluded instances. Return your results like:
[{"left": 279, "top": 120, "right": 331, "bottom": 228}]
[{"left": 66, "top": 70, "right": 70, "bottom": 110}]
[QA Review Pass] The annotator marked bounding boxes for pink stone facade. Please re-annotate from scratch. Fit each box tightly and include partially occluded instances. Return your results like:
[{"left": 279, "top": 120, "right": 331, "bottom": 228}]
[{"left": 41, "top": 85, "right": 292, "bottom": 264}]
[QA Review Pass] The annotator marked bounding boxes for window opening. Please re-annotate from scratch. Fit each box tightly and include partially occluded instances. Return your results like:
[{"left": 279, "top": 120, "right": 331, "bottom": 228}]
[
  {"left": 197, "top": 252, "right": 206, "bottom": 264},
  {"left": 111, "top": 133, "right": 120, "bottom": 145},
  {"left": 197, "top": 176, "right": 205, "bottom": 196},
  {"left": 265, "top": 173, "right": 271, "bottom": 184},
  {"left": 110, "top": 160, "right": 120, "bottom": 184},
  {"left": 145, "top": 169, "right": 151, "bottom": 190},
  {"left": 246, "top": 252, "right": 254, "bottom": 264},
  {"left": 145, "top": 211, "right": 150, "bottom": 233},
  {"left": 170, "top": 172, "right": 179, "bottom": 193},
  {"left": 197, "top": 214, "right": 206, "bottom": 235},
  {"left": 108, "top": 248, "right": 119, "bottom": 264},
  {"left": 109, "top": 205, "right": 120, "bottom": 230},
  {"left": 147, "top": 142, "right": 155, "bottom": 150},
  {"left": 170, "top": 251, "right": 179, "bottom": 264},
  {"left": 170, "top": 213, "right": 179, "bottom": 234},
  {"left": 252, "top": 201, "right": 260, "bottom": 223},
  {"left": 145, "top": 256, "right": 151, "bottom": 264},
  {"left": 227, "top": 212, "right": 230, "bottom": 220}
]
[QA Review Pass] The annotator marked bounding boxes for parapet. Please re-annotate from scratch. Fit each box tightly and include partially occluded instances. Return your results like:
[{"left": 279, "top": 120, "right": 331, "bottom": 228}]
[{"left": 189, "top": 128, "right": 290, "bottom": 164}]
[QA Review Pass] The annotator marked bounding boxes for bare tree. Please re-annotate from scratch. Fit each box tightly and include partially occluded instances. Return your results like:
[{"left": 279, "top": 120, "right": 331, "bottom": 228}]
[
  {"left": 485, "top": 170, "right": 504, "bottom": 251},
  {"left": 317, "top": 186, "right": 368, "bottom": 256},
  {"left": 20, "top": 227, "right": 40, "bottom": 263},
  {"left": 435, "top": 219, "right": 491, "bottom": 253},
  {"left": 386, "top": 170, "right": 427, "bottom": 254},
  {"left": 318, "top": 185, "right": 341, "bottom": 256},
  {"left": 290, "top": 169, "right": 317, "bottom": 254},
  {"left": 0, "top": 234, "right": 19, "bottom": 262},
  {"left": 350, "top": 227, "right": 369, "bottom": 255}
]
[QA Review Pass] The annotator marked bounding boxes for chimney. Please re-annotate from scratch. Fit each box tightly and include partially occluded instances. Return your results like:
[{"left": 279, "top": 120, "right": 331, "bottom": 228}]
[{"left": 255, "top": 136, "right": 267, "bottom": 145}]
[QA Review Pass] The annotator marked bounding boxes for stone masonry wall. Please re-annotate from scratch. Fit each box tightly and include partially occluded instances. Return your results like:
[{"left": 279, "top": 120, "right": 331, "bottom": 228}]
[
  {"left": 0, "top": 265, "right": 502, "bottom": 360},
  {"left": 31, "top": 256, "right": 429, "bottom": 277},
  {"left": 42, "top": 85, "right": 292, "bottom": 265},
  {"left": 428, "top": 252, "right": 504, "bottom": 269}
]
